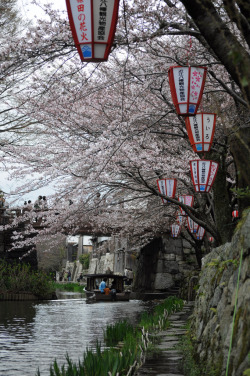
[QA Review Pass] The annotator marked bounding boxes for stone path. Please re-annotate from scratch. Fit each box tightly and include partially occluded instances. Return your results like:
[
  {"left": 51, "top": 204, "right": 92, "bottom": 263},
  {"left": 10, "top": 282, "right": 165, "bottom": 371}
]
[{"left": 135, "top": 302, "right": 194, "bottom": 376}]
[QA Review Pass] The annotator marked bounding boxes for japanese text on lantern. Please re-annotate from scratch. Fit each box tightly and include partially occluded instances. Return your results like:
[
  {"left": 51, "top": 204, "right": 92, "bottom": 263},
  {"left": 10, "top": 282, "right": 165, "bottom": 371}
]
[
  {"left": 98, "top": 0, "right": 107, "bottom": 40},
  {"left": 178, "top": 69, "right": 185, "bottom": 101},
  {"left": 205, "top": 116, "right": 211, "bottom": 140},
  {"left": 201, "top": 162, "right": 206, "bottom": 184},
  {"left": 77, "top": 0, "right": 88, "bottom": 41},
  {"left": 193, "top": 116, "right": 200, "bottom": 141},
  {"left": 192, "top": 162, "right": 198, "bottom": 184}
]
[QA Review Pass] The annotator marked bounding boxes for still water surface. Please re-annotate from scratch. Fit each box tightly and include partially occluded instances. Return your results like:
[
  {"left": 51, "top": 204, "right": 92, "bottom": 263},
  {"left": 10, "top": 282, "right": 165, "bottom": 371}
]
[{"left": 0, "top": 292, "right": 153, "bottom": 376}]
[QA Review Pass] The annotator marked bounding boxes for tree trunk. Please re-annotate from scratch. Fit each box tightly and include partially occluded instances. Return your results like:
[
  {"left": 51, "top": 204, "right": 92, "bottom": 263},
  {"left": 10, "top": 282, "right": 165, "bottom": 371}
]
[
  {"left": 180, "top": 0, "right": 250, "bottom": 106},
  {"left": 229, "top": 126, "right": 250, "bottom": 212},
  {"left": 209, "top": 150, "right": 234, "bottom": 244}
]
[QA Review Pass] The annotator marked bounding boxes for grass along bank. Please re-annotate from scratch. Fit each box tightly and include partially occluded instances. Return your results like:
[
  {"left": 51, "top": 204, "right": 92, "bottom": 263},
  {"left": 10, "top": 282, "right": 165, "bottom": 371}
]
[
  {"left": 36, "top": 296, "right": 184, "bottom": 376},
  {"left": 53, "top": 282, "right": 85, "bottom": 293}
]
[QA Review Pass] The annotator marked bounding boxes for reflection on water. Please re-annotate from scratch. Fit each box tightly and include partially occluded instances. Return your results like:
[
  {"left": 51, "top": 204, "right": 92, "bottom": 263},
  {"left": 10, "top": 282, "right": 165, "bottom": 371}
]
[{"left": 0, "top": 293, "right": 154, "bottom": 376}]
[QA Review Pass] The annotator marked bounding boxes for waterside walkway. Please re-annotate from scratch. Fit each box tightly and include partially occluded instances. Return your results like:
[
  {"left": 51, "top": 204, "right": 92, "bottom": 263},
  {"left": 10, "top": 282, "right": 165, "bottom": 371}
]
[{"left": 135, "top": 302, "right": 194, "bottom": 376}]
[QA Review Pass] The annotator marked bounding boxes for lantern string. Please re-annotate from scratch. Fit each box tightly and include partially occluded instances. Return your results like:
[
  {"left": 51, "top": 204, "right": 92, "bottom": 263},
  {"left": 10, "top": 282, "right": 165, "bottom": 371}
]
[{"left": 186, "top": 35, "right": 192, "bottom": 65}]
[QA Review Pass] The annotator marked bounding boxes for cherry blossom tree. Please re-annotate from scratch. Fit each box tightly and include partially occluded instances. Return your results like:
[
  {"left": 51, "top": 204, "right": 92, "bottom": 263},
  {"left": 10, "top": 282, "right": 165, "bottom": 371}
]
[{"left": 0, "top": 0, "right": 249, "bottom": 264}]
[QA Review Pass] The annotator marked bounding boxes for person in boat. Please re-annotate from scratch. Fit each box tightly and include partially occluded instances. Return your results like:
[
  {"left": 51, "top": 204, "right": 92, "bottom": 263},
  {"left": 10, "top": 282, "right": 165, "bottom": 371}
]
[
  {"left": 99, "top": 277, "right": 107, "bottom": 294},
  {"left": 104, "top": 286, "right": 110, "bottom": 295},
  {"left": 110, "top": 280, "right": 117, "bottom": 301}
]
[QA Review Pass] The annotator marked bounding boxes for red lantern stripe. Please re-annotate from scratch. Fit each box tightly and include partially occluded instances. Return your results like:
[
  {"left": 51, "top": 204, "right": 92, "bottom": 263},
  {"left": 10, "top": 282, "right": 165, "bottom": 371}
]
[{"left": 232, "top": 210, "right": 239, "bottom": 218}]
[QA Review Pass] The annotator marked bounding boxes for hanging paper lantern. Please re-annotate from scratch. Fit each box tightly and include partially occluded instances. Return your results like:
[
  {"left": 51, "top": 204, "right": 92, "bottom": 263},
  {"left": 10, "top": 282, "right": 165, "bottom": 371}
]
[
  {"left": 232, "top": 210, "right": 239, "bottom": 218},
  {"left": 176, "top": 214, "right": 187, "bottom": 227},
  {"left": 171, "top": 224, "right": 181, "bottom": 238},
  {"left": 178, "top": 195, "right": 194, "bottom": 215},
  {"left": 185, "top": 113, "right": 216, "bottom": 152},
  {"left": 187, "top": 217, "right": 199, "bottom": 234},
  {"left": 66, "top": 0, "right": 120, "bottom": 62},
  {"left": 195, "top": 226, "right": 205, "bottom": 240},
  {"left": 190, "top": 159, "right": 219, "bottom": 193},
  {"left": 168, "top": 66, "right": 207, "bottom": 116},
  {"left": 157, "top": 179, "right": 177, "bottom": 204},
  {"left": 208, "top": 236, "right": 214, "bottom": 243}
]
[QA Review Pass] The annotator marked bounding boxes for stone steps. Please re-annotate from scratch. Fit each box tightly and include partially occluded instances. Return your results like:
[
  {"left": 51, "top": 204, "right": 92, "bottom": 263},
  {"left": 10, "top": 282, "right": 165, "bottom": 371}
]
[{"left": 135, "top": 302, "right": 194, "bottom": 376}]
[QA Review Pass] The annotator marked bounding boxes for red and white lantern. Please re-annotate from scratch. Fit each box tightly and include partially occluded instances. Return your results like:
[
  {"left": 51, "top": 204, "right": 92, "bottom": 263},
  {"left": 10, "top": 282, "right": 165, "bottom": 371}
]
[
  {"left": 157, "top": 179, "right": 177, "bottom": 204},
  {"left": 232, "top": 210, "right": 239, "bottom": 218},
  {"left": 187, "top": 217, "right": 199, "bottom": 234},
  {"left": 168, "top": 66, "right": 207, "bottom": 116},
  {"left": 195, "top": 226, "right": 205, "bottom": 240},
  {"left": 66, "top": 0, "right": 120, "bottom": 62},
  {"left": 190, "top": 159, "right": 219, "bottom": 193},
  {"left": 208, "top": 236, "right": 214, "bottom": 243},
  {"left": 171, "top": 224, "right": 181, "bottom": 238},
  {"left": 185, "top": 113, "right": 216, "bottom": 153},
  {"left": 176, "top": 214, "right": 187, "bottom": 227},
  {"left": 178, "top": 195, "right": 194, "bottom": 215}
]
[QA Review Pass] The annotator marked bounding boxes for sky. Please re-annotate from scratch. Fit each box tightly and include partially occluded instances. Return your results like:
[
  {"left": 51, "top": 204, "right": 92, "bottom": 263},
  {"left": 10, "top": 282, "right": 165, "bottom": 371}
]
[
  {"left": 1, "top": 0, "right": 67, "bottom": 206},
  {"left": 18, "top": 0, "right": 66, "bottom": 20}
]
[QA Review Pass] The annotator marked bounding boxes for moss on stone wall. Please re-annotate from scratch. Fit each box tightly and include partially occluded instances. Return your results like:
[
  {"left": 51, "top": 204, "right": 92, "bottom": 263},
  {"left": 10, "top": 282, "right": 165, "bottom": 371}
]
[{"left": 190, "top": 212, "right": 250, "bottom": 376}]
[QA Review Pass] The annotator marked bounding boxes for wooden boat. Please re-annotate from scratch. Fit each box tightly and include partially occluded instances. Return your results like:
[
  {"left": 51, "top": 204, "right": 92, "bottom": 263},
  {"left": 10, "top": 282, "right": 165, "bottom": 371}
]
[{"left": 84, "top": 273, "right": 131, "bottom": 301}]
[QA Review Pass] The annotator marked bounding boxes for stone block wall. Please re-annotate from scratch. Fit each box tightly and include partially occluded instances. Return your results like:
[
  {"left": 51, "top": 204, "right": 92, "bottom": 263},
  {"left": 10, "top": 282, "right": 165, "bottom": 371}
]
[
  {"left": 191, "top": 211, "right": 250, "bottom": 376},
  {"left": 87, "top": 234, "right": 199, "bottom": 292},
  {"left": 134, "top": 236, "right": 199, "bottom": 292}
]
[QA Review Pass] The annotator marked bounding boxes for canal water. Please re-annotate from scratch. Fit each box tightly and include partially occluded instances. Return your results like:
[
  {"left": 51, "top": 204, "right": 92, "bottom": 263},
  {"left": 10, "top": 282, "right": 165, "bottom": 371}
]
[{"left": 0, "top": 292, "right": 154, "bottom": 376}]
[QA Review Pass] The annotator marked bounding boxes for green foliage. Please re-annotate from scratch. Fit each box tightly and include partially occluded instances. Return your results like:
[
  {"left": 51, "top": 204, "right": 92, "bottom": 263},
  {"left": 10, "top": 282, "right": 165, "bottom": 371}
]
[
  {"left": 243, "top": 355, "right": 250, "bottom": 376},
  {"left": 235, "top": 208, "right": 250, "bottom": 233},
  {"left": 53, "top": 282, "right": 84, "bottom": 293},
  {"left": 205, "top": 258, "right": 239, "bottom": 273},
  {"left": 0, "top": 260, "right": 55, "bottom": 298},
  {"left": 210, "top": 308, "right": 217, "bottom": 314},
  {"left": 178, "top": 332, "right": 201, "bottom": 376},
  {"left": 139, "top": 296, "right": 183, "bottom": 331},
  {"left": 230, "top": 186, "right": 250, "bottom": 198},
  {"left": 178, "top": 324, "right": 223, "bottom": 376},
  {"left": 104, "top": 320, "right": 135, "bottom": 347},
  {"left": 243, "top": 370, "right": 250, "bottom": 376},
  {"left": 79, "top": 254, "right": 90, "bottom": 270}
]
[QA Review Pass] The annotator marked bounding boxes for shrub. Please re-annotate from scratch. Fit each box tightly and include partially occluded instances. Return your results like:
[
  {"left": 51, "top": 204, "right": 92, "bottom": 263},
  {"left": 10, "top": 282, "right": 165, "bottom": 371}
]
[
  {"left": 0, "top": 260, "right": 55, "bottom": 298},
  {"left": 79, "top": 254, "right": 90, "bottom": 269}
]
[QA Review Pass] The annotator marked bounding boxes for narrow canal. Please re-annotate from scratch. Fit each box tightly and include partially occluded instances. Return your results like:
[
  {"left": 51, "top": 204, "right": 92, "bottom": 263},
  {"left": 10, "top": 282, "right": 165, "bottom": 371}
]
[{"left": 0, "top": 292, "right": 154, "bottom": 376}]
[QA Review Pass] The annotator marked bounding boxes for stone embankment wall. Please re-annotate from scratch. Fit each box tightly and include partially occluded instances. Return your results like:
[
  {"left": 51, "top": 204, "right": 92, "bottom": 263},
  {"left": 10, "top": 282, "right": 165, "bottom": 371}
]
[
  {"left": 134, "top": 236, "right": 199, "bottom": 292},
  {"left": 191, "top": 211, "right": 250, "bottom": 376}
]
